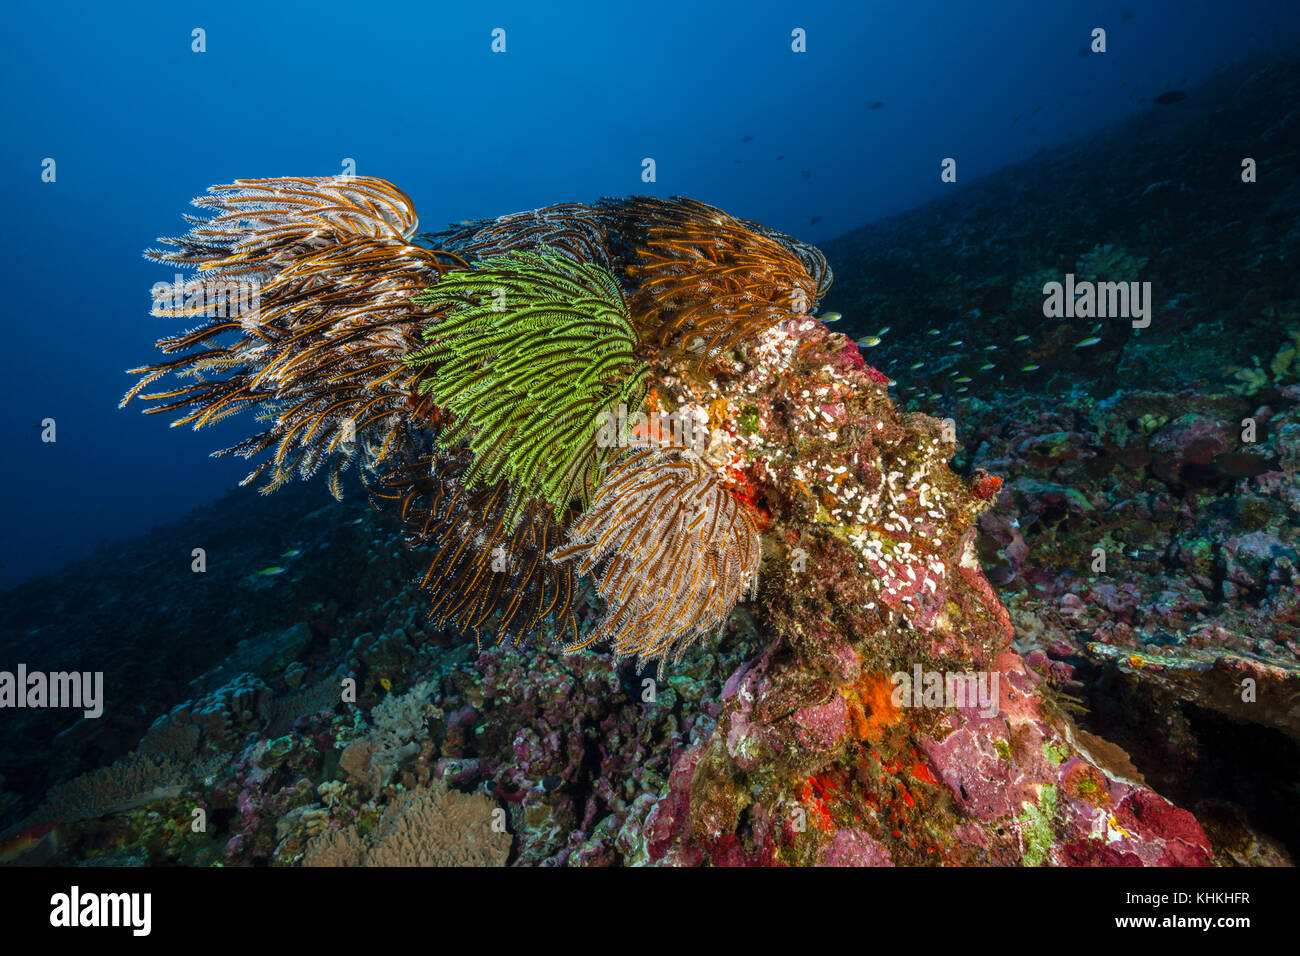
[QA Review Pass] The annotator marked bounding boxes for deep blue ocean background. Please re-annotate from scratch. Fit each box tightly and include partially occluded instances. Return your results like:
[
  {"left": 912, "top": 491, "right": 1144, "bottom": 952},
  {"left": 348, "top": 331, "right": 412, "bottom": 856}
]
[{"left": 2, "top": 0, "right": 1299, "bottom": 590}]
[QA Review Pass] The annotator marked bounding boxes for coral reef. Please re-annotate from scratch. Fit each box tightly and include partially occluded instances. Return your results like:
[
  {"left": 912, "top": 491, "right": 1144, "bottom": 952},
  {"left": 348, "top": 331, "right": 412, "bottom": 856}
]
[
  {"left": 957, "top": 384, "right": 1300, "bottom": 857},
  {"left": 14, "top": 52, "right": 1300, "bottom": 865},
  {"left": 303, "top": 787, "right": 509, "bottom": 867},
  {"left": 1228, "top": 318, "right": 1300, "bottom": 396},
  {"left": 810, "top": 55, "right": 1300, "bottom": 862},
  {"left": 622, "top": 319, "right": 1212, "bottom": 867},
  {"left": 9, "top": 244, "right": 1214, "bottom": 867}
]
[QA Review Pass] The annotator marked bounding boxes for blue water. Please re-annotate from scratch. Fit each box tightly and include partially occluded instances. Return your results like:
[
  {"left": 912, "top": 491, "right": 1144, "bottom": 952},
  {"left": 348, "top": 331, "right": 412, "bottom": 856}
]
[{"left": 2, "top": 0, "right": 1297, "bottom": 589}]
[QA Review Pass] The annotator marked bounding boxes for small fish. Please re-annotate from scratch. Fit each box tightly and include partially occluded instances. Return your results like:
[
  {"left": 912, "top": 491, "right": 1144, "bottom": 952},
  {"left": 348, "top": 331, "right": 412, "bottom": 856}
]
[
  {"left": 876, "top": 326, "right": 891, "bottom": 336},
  {"left": 984, "top": 344, "right": 999, "bottom": 351},
  {"left": 281, "top": 548, "right": 302, "bottom": 558},
  {"left": 926, "top": 328, "right": 940, "bottom": 336},
  {"left": 868, "top": 100, "right": 885, "bottom": 110},
  {"left": 379, "top": 677, "right": 392, "bottom": 693},
  {"left": 949, "top": 339, "right": 963, "bottom": 346},
  {"left": 1021, "top": 364, "right": 1040, "bottom": 372},
  {"left": 984, "top": 563, "right": 1016, "bottom": 586},
  {"left": 1090, "top": 322, "right": 1102, "bottom": 333},
  {"left": 910, "top": 361, "right": 925, "bottom": 370},
  {"left": 1155, "top": 90, "right": 1187, "bottom": 105},
  {"left": 1075, "top": 336, "right": 1103, "bottom": 348},
  {"left": 733, "top": 158, "right": 742, "bottom": 164},
  {"left": 956, "top": 386, "right": 968, "bottom": 393},
  {"left": 801, "top": 170, "right": 812, "bottom": 179},
  {"left": 1125, "top": 548, "right": 1161, "bottom": 562},
  {"left": 743, "top": 135, "right": 753, "bottom": 142},
  {"left": 1013, "top": 334, "right": 1031, "bottom": 343},
  {"left": 979, "top": 362, "right": 996, "bottom": 371},
  {"left": 809, "top": 215, "right": 823, "bottom": 226},
  {"left": 955, "top": 376, "right": 972, "bottom": 383},
  {"left": 820, "top": 311, "right": 842, "bottom": 323},
  {"left": 1211, "top": 452, "right": 1280, "bottom": 478},
  {"left": 856, "top": 336, "right": 882, "bottom": 348},
  {"left": 776, "top": 154, "right": 784, "bottom": 160},
  {"left": 256, "top": 566, "right": 286, "bottom": 576},
  {"left": 1032, "top": 105, "right": 1041, "bottom": 115}
]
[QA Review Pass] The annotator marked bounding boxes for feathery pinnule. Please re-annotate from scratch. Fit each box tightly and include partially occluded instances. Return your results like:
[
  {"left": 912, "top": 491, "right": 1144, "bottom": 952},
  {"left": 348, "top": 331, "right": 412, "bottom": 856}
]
[
  {"left": 370, "top": 450, "right": 581, "bottom": 648},
  {"left": 123, "top": 176, "right": 465, "bottom": 498},
  {"left": 736, "top": 215, "right": 833, "bottom": 301},
  {"left": 407, "top": 250, "right": 649, "bottom": 525},
  {"left": 550, "top": 444, "right": 761, "bottom": 676},
  {"left": 599, "top": 196, "right": 822, "bottom": 361},
  {"left": 422, "top": 203, "right": 611, "bottom": 269}
]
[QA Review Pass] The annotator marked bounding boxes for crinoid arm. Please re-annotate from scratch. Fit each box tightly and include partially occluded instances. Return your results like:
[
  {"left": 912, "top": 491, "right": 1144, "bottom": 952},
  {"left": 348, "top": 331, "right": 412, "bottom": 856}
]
[
  {"left": 598, "top": 196, "right": 824, "bottom": 362},
  {"left": 421, "top": 203, "right": 610, "bottom": 268},
  {"left": 369, "top": 449, "right": 581, "bottom": 648},
  {"left": 124, "top": 176, "right": 465, "bottom": 497},
  {"left": 549, "top": 443, "right": 762, "bottom": 676},
  {"left": 407, "top": 249, "right": 649, "bottom": 524},
  {"left": 736, "top": 215, "right": 833, "bottom": 301}
]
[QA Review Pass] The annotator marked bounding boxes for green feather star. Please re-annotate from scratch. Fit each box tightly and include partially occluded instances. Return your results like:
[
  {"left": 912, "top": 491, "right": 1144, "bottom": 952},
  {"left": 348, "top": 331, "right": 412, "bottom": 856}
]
[{"left": 408, "top": 249, "right": 649, "bottom": 524}]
